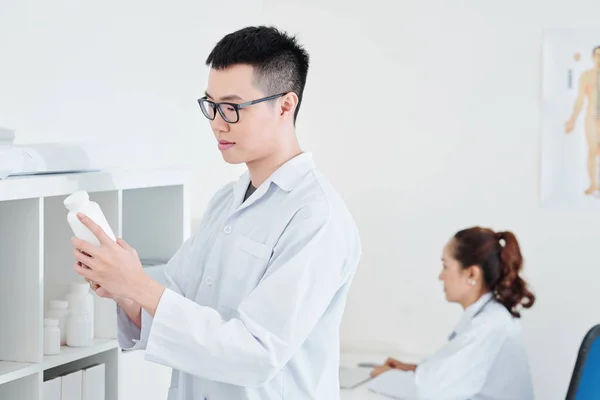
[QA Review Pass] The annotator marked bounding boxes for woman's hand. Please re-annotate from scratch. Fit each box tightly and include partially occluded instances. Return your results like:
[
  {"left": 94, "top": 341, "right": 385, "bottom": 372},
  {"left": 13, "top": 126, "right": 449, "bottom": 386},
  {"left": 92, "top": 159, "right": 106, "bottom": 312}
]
[
  {"left": 386, "top": 357, "right": 416, "bottom": 371},
  {"left": 370, "top": 364, "right": 392, "bottom": 377},
  {"left": 370, "top": 357, "right": 417, "bottom": 377}
]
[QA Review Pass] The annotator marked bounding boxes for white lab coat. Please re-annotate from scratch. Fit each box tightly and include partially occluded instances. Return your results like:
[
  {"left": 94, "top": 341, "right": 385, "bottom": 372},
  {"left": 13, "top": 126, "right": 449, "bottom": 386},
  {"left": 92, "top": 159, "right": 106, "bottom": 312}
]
[
  {"left": 117, "top": 153, "right": 361, "bottom": 400},
  {"left": 414, "top": 293, "right": 534, "bottom": 400}
]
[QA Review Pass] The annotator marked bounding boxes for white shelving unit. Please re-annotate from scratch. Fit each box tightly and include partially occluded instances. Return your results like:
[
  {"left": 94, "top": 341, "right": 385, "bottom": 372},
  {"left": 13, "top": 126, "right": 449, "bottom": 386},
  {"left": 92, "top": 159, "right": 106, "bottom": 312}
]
[{"left": 0, "top": 168, "right": 191, "bottom": 400}]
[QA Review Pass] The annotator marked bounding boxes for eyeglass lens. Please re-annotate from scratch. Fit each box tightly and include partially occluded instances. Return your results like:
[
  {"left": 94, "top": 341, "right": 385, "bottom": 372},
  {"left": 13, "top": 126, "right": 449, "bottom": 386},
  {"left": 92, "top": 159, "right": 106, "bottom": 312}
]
[{"left": 199, "top": 100, "right": 238, "bottom": 123}]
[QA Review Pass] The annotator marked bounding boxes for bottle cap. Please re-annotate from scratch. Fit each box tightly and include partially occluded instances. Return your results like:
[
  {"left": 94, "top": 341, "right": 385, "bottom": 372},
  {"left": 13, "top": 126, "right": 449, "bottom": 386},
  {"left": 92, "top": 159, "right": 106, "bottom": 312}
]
[
  {"left": 63, "top": 190, "right": 90, "bottom": 211},
  {"left": 44, "top": 318, "right": 59, "bottom": 327},
  {"left": 49, "top": 300, "right": 68, "bottom": 309}
]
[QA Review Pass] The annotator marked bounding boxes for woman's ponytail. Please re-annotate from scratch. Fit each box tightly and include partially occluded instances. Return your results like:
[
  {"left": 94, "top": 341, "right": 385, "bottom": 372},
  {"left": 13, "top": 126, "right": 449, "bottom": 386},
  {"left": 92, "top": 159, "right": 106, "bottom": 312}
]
[{"left": 494, "top": 231, "right": 535, "bottom": 317}]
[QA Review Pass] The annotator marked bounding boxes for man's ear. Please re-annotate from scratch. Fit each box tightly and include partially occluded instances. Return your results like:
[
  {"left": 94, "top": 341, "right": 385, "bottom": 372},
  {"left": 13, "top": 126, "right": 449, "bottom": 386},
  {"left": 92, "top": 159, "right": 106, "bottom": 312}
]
[{"left": 280, "top": 92, "right": 298, "bottom": 118}]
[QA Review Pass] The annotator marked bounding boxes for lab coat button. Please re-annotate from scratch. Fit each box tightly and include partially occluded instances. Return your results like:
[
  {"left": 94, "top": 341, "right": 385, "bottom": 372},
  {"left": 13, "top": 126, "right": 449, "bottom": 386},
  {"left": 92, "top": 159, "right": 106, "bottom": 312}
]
[
  {"left": 223, "top": 225, "right": 232, "bottom": 234},
  {"left": 205, "top": 276, "right": 213, "bottom": 286}
]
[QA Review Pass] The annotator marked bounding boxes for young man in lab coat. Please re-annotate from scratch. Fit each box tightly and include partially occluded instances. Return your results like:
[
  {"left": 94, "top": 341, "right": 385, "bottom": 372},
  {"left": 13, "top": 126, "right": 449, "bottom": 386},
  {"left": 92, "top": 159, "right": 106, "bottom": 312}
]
[{"left": 71, "top": 26, "right": 362, "bottom": 399}]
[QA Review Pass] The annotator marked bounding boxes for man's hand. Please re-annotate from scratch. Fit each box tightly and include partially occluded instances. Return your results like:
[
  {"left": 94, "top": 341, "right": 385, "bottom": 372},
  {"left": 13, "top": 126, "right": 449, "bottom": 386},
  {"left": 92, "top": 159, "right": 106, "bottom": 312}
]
[
  {"left": 85, "top": 278, "right": 119, "bottom": 300},
  {"left": 72, "top": 213, "right": 166, "bottom": 316},
  {"left": 72, "top": 213, "right": 149, "bottom": 300}
]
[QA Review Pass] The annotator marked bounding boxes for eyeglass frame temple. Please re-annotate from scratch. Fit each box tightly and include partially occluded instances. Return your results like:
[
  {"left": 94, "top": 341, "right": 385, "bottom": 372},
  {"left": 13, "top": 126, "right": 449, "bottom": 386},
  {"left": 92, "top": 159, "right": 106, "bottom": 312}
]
[{"left": 236, "top": 92, "right": 287, "bottom": 110}]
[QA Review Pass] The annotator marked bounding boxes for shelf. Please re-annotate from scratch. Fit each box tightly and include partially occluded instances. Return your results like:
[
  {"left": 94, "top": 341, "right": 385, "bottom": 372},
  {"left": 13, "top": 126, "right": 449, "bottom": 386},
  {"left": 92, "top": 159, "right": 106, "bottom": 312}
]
[
  {"left": 0, "top": 198, "right": 43, "bottom": 364},
  {"left": 0, "top": 361, "right": 39, "bottom": 385},
  {"left": 0, "top": 167, "right": 190, "bottom": 202},
  {"left": 43, "top": 339, "right": 119, "bottom": 371},
  {"left": 0, "top": 167, "right": 190, "bottom": 399},
  {"left": 0, "top": 373, "right": 38, "bottom": 399}
]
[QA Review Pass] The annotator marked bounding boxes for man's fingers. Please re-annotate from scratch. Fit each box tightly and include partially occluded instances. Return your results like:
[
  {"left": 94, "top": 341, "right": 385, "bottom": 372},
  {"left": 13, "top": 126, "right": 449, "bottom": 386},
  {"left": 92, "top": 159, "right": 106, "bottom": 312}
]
[
  {"left": 72, "top": 237, "right": 99, "bottom": 258},
  {"left": 86, "top": 278, "right": 100, "bottom": 290},
  {"left": 117, "top": 238, "right": 133, "bottom": 251},
  {"left": 74, "top": 262, "right": 96, "bottom": 281},
  {"left": 96, "top": 286, "right": 112, "bottom": 299},
  {"left": 73, "top": 249, "right": 97, "bottom": 269},
  {"left": 77, "top": 213, "right": 115, "bottom": 248}
]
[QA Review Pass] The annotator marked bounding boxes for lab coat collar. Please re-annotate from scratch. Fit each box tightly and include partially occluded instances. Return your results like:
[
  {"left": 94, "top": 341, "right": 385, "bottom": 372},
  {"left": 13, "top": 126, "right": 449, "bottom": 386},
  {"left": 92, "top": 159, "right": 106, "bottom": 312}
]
[
  {"left": 231, "top": 152, "right": 315, "bottom": 210},
  {"left": 464, "top": 292, "right": 494, "bottom": 320},
  {"left": 451, "top": 292, "right": 494, "bottom": 338},
  {"left": 269, "top": 152, "right": 315, "bottom": 192}
]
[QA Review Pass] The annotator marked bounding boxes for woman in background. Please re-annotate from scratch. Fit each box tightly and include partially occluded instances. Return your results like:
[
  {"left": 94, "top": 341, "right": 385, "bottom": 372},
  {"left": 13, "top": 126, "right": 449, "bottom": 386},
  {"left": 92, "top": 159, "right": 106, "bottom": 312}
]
[{"left": 371, "top": 227, "right": 536, "bottom": 400}]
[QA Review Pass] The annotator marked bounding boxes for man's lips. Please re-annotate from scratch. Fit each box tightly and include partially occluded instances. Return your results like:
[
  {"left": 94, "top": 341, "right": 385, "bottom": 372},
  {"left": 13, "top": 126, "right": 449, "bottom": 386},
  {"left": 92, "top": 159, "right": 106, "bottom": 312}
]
[{"left": 218, "top": 140, "right": 235, "bottom": 151}]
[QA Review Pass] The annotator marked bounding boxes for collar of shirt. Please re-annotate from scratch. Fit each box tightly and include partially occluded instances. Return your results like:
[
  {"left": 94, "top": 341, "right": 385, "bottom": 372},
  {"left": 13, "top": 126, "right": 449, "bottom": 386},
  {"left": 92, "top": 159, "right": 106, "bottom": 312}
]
[
  {"left": 464, "top": 292, "right": 494, "bottom": 320},
  {"left": 450, "top": 292, "right": 495, "bottom": 339},
  {"left": 232, "top": 152, "right": 316, "bottom": 207}
]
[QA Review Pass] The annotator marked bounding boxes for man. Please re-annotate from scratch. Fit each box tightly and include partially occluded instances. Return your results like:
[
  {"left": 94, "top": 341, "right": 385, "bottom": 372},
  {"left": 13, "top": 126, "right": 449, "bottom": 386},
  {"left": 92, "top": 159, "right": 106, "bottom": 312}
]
[
  {"left": 565, "top": 45, "right": 600, "bottom": 195},
  {"left": 71, "top": 26, "right": 361, "bottom": 400}
]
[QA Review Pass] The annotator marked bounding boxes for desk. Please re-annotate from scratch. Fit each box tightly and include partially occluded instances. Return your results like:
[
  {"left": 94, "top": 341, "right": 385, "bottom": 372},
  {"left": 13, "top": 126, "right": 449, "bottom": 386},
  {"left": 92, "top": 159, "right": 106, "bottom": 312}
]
[{"left": 341, "top": 386, "right": 384, "bottom": 400}]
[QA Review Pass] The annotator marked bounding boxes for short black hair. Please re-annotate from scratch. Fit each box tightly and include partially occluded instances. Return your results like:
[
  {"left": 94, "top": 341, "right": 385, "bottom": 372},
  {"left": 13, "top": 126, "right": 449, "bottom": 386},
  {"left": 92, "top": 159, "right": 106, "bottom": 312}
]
[
  {"left": 594, "top": 45, "right": 600, "bottom": 55},
  {"left": 205, "top": 26, "right": 310, "bottom": 123}
]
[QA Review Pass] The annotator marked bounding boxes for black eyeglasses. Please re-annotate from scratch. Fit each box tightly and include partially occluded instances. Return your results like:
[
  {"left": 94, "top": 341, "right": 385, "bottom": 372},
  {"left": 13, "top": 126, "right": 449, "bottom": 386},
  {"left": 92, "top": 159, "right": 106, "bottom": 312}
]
[{"left": 197, "top": 93, "right": 286, "bottom": 124}]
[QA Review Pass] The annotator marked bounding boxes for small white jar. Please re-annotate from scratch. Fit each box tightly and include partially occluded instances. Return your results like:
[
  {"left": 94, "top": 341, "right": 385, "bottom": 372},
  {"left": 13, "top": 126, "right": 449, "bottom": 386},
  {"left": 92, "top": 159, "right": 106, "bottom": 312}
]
[
  {"left": 46, "top": 300, "right": 68, "bottom": 345},
  {"left": 44, "top": 318, "right": 61, "bottom": 355},
  {"left": 66, "top": 302, "right": 92, "bottom": 348},
  {"left": 66, "top": 282, "right": 94, "bottom": 340}
]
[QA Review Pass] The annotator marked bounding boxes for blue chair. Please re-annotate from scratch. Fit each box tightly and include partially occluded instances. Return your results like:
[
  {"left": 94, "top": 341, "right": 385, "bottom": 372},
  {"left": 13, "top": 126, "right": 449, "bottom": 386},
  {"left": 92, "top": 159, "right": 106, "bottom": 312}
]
[{"left": 566, "top": 325, "right": 600, "bottom": 400}]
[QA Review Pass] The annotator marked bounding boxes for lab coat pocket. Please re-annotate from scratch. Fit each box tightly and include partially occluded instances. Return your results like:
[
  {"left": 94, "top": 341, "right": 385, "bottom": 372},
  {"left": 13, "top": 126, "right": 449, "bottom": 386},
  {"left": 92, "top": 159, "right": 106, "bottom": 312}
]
[
  {"left": 221, "top": 235, "right": 273, "bottom": 310},
  {"left": 235, "top": 235, "right": 273, "bottom": 259}
]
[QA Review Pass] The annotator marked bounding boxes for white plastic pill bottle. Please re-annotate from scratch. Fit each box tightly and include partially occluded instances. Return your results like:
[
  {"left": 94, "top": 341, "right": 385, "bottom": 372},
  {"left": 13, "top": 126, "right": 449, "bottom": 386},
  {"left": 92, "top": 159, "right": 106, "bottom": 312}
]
[
  {"left": 43, "top": 318, "right": 61, "bottom": 355},
  {"left": 46, "top": 300, "right": 69, "bottom": 345},
  {"left": 64, "top": 190, "right": 116, "bottom": 246},
  {"left": 66, "top": 282, "right": 95, "bottom": 340},
  {"left": 66, "top": 301, "right": 92, "bottom": 348}
]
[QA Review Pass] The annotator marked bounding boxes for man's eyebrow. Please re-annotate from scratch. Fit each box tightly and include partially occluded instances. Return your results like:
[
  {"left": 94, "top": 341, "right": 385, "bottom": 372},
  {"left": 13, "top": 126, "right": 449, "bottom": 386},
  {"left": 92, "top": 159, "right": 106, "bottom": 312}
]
[{"left": 204, "top": 91, "right": 243, "bottom": 101}]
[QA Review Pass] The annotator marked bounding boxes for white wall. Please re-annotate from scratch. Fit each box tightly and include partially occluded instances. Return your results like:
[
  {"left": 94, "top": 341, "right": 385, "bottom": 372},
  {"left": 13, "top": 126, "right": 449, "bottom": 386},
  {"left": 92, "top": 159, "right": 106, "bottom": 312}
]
[
  {"left": 2, "top": 0, "right": 599, "bottom": 399},
  {"left": 259, "top": 1, "right": 600, "bottom": 399},
  {"left": 0, "top": 0, "right": 252, "bottom": 213}
]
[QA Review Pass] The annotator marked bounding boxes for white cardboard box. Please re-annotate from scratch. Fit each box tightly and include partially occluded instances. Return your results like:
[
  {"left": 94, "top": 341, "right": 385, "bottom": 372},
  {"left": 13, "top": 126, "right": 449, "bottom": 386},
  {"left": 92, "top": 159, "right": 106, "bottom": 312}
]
[
  {"left": 61, "top": 370, "right": 83, "bottom": 400},
  {"left": 83, "top": 364, "right": 105, "bottom": 400},
  {"left": 43, "top": 377, "right": 62, "bottom": 400}
]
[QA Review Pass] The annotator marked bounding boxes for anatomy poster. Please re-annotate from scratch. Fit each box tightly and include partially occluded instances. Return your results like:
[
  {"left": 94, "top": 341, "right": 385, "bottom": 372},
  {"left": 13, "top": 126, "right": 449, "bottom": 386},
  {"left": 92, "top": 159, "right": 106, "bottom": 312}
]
[{"left": 541, "top": 29, "right": 600, "bottom": 207}]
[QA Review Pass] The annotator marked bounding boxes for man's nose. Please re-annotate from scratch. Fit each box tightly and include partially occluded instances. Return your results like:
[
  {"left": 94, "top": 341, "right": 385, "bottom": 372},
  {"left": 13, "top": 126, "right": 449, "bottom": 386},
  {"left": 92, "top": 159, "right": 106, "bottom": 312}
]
[{"left": 210, "top": 111, "right": 230, "bottom": 133}]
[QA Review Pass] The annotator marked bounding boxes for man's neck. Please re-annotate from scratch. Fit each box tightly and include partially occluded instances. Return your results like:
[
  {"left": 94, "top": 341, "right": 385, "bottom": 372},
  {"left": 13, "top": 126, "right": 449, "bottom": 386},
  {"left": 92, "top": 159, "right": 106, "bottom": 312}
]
[{"left": 246, "top": 139, "right": 302, "bottom": 188}]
